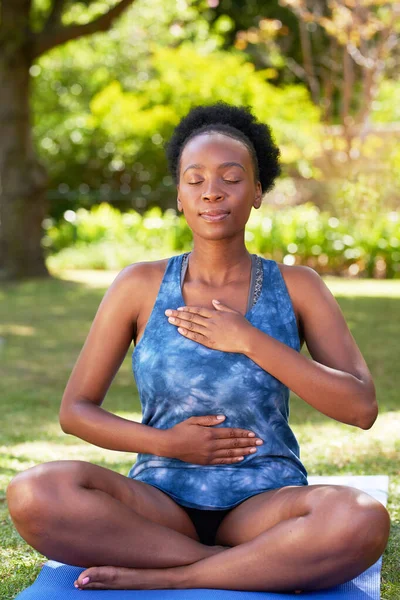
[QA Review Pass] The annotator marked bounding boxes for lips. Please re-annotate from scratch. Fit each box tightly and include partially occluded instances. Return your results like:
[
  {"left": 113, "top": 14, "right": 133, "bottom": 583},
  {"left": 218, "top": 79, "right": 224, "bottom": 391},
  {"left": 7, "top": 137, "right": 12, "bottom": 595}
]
[
  {"left": 200, "top": 210, "right": 230, "bottom": 222},
  {"left": 200, "top": 210, "right": 230, "bottom": 216}
]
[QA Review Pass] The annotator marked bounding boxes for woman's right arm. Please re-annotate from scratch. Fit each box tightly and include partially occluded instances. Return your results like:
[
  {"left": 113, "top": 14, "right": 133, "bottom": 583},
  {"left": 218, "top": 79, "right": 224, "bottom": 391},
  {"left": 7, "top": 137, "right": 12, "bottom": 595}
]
[{"left": 59, "top": 262, "right": 169, "bottom": 456}]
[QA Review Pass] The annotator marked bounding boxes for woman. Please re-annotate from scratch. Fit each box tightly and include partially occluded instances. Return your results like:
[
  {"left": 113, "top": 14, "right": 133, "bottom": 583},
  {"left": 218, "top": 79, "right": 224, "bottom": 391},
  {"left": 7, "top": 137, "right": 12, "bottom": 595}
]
[{"left": 7, "top": 102, "right": 390, "bottom": 593}]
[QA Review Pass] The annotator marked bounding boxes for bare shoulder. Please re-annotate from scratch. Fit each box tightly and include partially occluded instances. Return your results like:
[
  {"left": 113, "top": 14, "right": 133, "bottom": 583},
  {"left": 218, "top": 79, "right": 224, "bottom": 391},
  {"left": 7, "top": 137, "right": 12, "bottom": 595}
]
[
  {"left": 276, "top": 262, "right": 335, "bottom": 318},
  {"left": 114, "top": 258, "right": 171, "bottom": 344},
  {"left": 117, "top": 258, "right": 169, "bottom": 290},
  {"left": 276, "top": 262, "right": 330, "bottom": 339},
  {"left": 277, "top": 262, "right": 320, "bottom": 303},
  {"left": 275, "top": 263, "right": 314, "bottom": 348},
  {"left": 113, "top": 257, "right": 170, "bottom": 319}
]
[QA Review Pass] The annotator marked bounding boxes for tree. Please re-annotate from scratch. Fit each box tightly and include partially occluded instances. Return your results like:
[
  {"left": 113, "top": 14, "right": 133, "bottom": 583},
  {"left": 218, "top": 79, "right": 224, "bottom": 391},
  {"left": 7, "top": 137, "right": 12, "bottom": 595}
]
[
  {"left": 0, "top": 0, "right": 136, "bottom": 280},
  {"left": 279, "top": 1, "right": 399, "bottom": 147},
  {"left": 228, "top": 0, "right": 399, "bottom": 180}
]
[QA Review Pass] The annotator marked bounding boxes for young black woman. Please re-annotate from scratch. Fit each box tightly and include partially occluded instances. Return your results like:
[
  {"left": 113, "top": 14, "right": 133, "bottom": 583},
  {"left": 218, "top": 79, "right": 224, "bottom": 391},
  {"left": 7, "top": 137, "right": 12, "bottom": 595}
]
[{"left": 7, "top": 103, "right": 390, "bottom": 593}]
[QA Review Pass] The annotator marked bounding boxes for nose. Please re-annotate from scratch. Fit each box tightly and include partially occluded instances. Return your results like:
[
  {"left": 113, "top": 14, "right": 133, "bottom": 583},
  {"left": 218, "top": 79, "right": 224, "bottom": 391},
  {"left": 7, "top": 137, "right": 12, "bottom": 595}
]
[{"left": 201, "top": 186, "right": 224, "bottom": 202}]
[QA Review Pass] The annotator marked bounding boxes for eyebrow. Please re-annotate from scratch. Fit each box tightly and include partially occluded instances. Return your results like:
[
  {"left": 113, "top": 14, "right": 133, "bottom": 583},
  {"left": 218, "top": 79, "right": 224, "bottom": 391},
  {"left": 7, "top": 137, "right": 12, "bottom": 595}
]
[{"left": 183, "top": 161, "right": 246, "bottom": 175}]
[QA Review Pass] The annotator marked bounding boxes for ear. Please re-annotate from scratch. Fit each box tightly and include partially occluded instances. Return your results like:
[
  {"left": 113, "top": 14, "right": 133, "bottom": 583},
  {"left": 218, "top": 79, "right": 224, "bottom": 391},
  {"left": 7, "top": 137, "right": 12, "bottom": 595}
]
[
  {"left": 253, "top": 181, "right": 262, "bottom": 209},
  {"left": 177, "top": 185, "right": 183, "bottom": 212}
]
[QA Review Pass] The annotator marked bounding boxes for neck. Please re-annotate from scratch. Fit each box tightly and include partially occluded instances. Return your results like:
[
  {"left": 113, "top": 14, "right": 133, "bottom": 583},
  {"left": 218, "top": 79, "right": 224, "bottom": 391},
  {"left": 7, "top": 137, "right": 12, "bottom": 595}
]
[{"left": 187, "top": 236, "right": 252, "bottom": 287}]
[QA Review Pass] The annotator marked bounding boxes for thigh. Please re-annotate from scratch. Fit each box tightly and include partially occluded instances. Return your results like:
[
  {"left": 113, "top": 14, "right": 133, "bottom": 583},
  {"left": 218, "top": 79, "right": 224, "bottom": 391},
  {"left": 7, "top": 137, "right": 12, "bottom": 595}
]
[
  {"left": 214, "top": 484, "right": 385, "bottom": 547},
  {"left": 8, "top": 460, "right": 200, "bottom": 542}
]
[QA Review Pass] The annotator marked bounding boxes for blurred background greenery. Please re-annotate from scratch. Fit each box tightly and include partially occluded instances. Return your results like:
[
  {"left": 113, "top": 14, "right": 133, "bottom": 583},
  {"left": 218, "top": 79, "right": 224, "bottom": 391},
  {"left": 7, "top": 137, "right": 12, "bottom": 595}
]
[
  {"left": 1, "top": 1, "right": 400, "bottom": 597},
  {"left": 0, "top": 0, "right": 399, "bottom": 279}
]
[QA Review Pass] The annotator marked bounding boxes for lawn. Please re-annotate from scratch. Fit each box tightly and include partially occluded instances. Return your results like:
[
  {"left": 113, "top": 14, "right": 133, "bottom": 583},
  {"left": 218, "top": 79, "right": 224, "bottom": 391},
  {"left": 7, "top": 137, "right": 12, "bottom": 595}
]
[{"left": 0, "top": 268, "right": 399, "bottom": 599}]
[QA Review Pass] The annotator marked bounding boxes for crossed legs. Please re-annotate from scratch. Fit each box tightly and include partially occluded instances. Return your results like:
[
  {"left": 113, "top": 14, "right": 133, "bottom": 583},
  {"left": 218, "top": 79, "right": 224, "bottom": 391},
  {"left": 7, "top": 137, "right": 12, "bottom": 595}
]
[
  {"left": 6, "top": 460, "right": 223, "bottom": 570},
  {"left": 7, "top": 460, "right": 390, "bottom": 593}
]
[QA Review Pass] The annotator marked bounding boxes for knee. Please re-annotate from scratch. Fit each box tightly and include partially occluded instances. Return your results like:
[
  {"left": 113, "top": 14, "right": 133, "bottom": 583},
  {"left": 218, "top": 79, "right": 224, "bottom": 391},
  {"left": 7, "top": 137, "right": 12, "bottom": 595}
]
[
  {"left": 6, "top": 460, "right": 85, "bottom": 534},
  {"left": 7, "top": 463, "right": 60, "bottom": 533},
  {"left": 311, "top": 486, "right": 390, "bottom": 561},
  {"left": 348, "top": 496, "right": 391, "bottom": 560}
]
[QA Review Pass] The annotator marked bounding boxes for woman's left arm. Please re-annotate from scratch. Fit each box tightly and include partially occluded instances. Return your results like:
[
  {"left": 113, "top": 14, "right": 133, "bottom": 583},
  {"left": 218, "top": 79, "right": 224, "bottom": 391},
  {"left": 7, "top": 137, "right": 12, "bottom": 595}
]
[
  {"left": 242, "top": 266, "right": 377, "bottom": 430},
  {"left": 166, "top": 266, "right": 377, "bottom": 430}
]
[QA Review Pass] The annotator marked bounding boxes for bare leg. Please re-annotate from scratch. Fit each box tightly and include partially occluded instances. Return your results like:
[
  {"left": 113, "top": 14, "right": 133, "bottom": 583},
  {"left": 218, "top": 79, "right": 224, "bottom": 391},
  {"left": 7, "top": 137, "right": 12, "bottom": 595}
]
[
  {"left": 6, "top": 460, "right": 226, "bottom": 571},
  {"left": 74, "top": 485, "right": 390, "bottom": 592}
]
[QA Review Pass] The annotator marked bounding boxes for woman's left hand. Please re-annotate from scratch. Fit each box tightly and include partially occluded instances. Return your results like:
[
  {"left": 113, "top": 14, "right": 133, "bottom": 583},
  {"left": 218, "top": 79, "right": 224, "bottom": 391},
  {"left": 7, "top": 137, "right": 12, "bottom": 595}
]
[{"left": 165, "top": 300, "right": 254, "bottom": 353}]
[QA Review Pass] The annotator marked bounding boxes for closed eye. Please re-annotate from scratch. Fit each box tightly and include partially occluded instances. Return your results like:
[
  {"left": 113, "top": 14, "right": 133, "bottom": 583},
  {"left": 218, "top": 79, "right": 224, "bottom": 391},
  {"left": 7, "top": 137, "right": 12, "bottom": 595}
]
[{"left": 187, "top": 179, "right": 241, "bottom": 185}]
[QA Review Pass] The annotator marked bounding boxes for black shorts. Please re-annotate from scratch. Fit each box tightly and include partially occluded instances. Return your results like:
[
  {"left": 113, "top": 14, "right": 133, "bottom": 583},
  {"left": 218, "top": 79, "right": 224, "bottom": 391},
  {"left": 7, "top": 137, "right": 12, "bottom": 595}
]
[{"left": 179, "top": 505, "right": 232, "bottom": 546}]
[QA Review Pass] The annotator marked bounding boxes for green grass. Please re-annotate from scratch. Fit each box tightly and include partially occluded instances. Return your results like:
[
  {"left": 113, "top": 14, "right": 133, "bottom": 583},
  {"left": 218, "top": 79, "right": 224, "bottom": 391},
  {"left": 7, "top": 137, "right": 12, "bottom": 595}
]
[{"left": 0, "top": 269, "right": 399, "bottom": 599}]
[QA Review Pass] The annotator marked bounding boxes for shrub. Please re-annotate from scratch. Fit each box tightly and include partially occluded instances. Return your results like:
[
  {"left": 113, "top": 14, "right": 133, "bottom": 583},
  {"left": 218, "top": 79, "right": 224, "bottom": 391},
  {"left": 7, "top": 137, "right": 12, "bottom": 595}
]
[{"left": 44, "top": 202, "right": 400, "bottom": 278}]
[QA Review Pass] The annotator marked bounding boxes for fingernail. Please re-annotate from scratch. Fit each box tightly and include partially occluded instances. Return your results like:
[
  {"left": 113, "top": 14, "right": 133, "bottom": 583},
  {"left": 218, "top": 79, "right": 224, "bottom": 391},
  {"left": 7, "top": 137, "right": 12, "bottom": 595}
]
[
  {"left": 177, "top": 307, "right": 184, "bottom": 311},
  {"left": 217, "top": 415, "right": 225, "bottom": 420},
  {"left": 212, "top": 299, "right": 220, "bottom": 304},
  {"left": 256, "top": 439, "right": 263, "bottom": 445},
  {"left": 248, "top": 432, "right": 255, "bottom": 437},
  {"left": 82, "top": 577, "right": 90, "bottom": 585},
  {"left": 165, "top": 309, "right": 172, "bottom": 315}
]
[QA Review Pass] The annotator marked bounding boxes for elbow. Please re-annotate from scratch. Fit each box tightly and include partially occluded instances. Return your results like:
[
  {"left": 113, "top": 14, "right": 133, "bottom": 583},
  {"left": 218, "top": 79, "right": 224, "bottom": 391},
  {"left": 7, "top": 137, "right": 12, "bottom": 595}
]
[
  {"left": 59, "top": 398, "right": 97, "bottom": 434},
  {"left": 356, "top": 399, "right": 378, "bottom": 430},
  {"left": 59, "top": 408, "right": 74, "bottom": 434}
]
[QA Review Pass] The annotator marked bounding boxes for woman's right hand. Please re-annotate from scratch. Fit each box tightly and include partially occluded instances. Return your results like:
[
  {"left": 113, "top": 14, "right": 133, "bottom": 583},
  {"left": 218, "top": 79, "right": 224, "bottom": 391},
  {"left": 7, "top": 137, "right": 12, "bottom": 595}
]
[{"left": 165, "top": 415, "right": 264, "bottom": 465}]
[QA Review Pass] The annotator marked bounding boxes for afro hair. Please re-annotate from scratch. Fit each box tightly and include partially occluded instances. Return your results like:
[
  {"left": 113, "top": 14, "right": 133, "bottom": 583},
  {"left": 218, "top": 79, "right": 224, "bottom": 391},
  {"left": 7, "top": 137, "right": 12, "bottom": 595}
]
[{"left": 165, "top": 102, "right": 281, "bottom": 194}]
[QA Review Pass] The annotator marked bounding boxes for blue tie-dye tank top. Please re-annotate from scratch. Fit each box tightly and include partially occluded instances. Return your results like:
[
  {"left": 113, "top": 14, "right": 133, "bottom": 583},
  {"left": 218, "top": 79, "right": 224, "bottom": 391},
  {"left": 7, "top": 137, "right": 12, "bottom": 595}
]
[{"left": 128, "top": 253, "right": 308, "bottom": 509}]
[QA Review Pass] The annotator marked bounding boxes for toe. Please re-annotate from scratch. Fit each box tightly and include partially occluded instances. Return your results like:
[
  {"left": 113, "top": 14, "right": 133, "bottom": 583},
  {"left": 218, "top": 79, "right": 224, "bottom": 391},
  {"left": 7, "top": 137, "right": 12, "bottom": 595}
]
[
  {"left": 76, "top": 567, "right": 97, "bottom": 587},
  {"left": 83, "top": 582, "right": 110, "bottom": 590},
  {"left": 78, "top": 566, "right": 118, "bottom": 588}
]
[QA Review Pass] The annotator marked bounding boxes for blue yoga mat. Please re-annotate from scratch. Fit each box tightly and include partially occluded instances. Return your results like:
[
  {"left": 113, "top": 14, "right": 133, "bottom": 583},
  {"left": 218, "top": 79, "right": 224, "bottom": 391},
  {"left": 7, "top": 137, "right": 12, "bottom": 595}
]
[{"left": 14, "top": 476, "right": 389, "bottom": 600}]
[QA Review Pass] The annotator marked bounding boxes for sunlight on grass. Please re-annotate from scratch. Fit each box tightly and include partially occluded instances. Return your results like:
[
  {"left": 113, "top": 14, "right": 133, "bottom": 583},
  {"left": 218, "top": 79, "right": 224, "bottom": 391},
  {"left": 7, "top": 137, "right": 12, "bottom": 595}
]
[
  {"left": 50, "top": 268, "right": 121, "bottom": 288},
  {"left": 323, "top": 277, "right": 400, "bottom": 298},
  {"left": 0, "top": 325, "right": 36, "bottom": 337},
  {"left": 293, "top": 412, "right": 400, "bottom": 477}
]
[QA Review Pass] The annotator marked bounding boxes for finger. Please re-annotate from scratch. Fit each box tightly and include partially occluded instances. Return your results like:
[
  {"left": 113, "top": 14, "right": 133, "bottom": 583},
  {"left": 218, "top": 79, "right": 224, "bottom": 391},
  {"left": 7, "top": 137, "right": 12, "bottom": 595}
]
[
  {"left": 212, "top": 299, "right": 238, "bottom": 313},
  {"left": 177, "top": 327, "right": 211, "bottom": 346},
  {"left": 213, "top": 437, "right": 263, "bottom": 450},
  {"left": 176, "top": 306, "right": 214, "bottom": 318},
  {"left": 168, "top": 315, "right": 208, "bottom": 334},
  {"left": 167, "top": 312, "right": 208, "bottom": 328},
  {"left": 212, "top": 428, "right": 259, "bottom": 439}
]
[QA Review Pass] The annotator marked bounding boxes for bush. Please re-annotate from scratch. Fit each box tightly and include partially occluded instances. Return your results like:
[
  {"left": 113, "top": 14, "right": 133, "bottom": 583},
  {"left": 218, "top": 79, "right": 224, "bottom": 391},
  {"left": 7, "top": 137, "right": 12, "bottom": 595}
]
[{"left": 44, "top": 202, "right": 400, "bottom": 278}]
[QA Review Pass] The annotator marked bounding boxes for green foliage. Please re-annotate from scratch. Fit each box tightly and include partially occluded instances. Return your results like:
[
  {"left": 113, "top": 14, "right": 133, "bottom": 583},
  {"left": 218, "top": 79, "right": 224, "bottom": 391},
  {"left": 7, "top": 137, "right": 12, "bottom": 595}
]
[
  {"left": 27, "top": 0, "right": 398, "bottom": 254},
  {"left": 372, "top": 80, "right": 400, "bottom": 124},
  {"left": 31, "top": 5, "right": 320, "bottom": 218},
  {"left": 43, "top": 202, "right": 400, "bottom": 278}
]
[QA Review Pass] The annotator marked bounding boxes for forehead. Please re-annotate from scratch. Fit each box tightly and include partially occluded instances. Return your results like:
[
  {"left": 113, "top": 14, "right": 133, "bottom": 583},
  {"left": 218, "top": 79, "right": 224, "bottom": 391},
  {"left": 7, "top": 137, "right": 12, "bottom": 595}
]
[{"left": 180, "top": 132, "right": 253, "bottom": 170}]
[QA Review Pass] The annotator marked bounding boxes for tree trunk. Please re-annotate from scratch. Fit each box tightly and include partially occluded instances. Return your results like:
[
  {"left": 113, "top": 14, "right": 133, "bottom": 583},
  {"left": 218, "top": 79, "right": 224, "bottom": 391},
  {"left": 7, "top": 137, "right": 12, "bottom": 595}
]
[
  {"left": 0, "top": 0, "right": 136, "bottom": 280},
  {"left": 0, "top": 48, "right": 50, "bottom": 281}
]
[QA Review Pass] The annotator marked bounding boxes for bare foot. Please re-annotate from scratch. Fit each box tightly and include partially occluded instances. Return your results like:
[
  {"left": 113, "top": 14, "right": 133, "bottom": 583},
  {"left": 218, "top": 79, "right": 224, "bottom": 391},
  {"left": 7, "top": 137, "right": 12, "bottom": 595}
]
[
  {"left": 74, "top": 565, "right": 176, "bottom": 590},
  {"left": 74, "top": 546, "right": 230, "bottom": 590}
]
